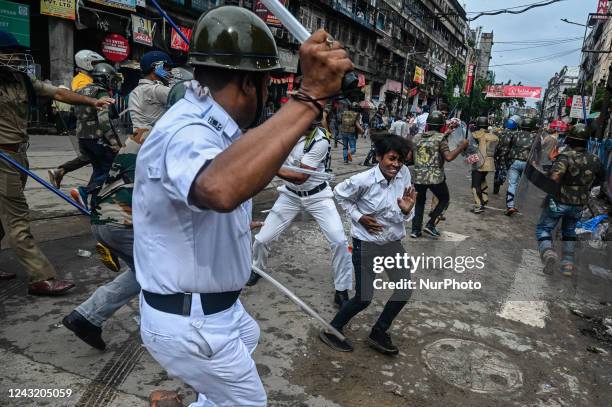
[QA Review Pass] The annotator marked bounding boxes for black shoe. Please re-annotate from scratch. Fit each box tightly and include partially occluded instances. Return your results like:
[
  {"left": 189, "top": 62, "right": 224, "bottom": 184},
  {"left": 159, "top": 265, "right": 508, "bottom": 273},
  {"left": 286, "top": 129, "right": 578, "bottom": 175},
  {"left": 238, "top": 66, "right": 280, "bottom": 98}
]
[
  {"left": 62, "top": 310, "right": 106, "bottom": 350},
  {"left": 319, "top": 329, "right": 353, "bottom": 352},
  {"left": 368, "top": 328, "right": 399, "bottom": 355},
  {"left": 334, "top": 290, "right": 349, "bottom": 308},
  {"left": 246, "top": 271, "right": 261, "bottom": 287},
  {"left": 423, "top": 224, "right": 440, "bottom": 237}
]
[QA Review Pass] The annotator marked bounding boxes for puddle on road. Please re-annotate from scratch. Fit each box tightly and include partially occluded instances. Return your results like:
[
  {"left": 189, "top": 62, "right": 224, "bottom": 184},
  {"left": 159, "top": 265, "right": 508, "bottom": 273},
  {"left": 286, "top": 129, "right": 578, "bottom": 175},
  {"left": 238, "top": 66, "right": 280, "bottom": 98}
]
[{"left": 422, "top": 338, "right": 523, "bottom": 394}]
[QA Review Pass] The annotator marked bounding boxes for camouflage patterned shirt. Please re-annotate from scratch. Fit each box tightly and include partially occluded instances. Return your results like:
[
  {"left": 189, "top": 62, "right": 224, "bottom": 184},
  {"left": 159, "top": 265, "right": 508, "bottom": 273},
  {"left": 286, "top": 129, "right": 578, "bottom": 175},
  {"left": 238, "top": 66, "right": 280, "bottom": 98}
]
[
  {"left": 74, "top": 84, "right": 114, "bottom": 141},
  {"left": 551, "top": 148, "right": 604, "bottom": 206},
  {"left": 412, "top": 131, "right": 449, "bottom": 185},
  {"left": 508, "top": 130, "right": 536, "bottom": 162}
]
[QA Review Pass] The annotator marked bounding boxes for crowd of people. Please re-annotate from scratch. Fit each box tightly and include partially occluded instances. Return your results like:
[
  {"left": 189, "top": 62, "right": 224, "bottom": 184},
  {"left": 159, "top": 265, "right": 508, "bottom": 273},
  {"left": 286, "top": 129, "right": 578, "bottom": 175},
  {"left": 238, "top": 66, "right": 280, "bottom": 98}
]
[{"left": 0, "top": 4, "right": 606, "bottom": 406}]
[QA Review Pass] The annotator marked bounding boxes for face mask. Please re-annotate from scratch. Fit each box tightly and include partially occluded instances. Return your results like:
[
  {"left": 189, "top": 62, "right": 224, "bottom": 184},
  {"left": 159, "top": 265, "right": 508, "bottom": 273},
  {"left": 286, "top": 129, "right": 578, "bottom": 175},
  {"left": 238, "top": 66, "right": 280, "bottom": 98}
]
[{"left": 153, "top": 61, "right": 173, "bottom": 84}]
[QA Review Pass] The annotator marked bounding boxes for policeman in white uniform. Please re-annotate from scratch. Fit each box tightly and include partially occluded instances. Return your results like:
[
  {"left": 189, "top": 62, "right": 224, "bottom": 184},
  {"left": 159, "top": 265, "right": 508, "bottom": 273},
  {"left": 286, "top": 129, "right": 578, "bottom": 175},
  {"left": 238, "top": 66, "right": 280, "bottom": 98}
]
[
  {"left": 248, "top": 124, "right": 353, "bottom": 307},
  {"left": 132, "top": 7, "right": 353, "bottom": 406}
]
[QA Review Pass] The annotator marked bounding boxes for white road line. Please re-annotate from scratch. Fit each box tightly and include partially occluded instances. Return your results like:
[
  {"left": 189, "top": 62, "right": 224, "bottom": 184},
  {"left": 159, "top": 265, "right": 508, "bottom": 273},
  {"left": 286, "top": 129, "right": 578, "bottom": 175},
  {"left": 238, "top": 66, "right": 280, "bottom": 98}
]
[{"left": 497, "top": 249, "right": 549, "bottom": 328}]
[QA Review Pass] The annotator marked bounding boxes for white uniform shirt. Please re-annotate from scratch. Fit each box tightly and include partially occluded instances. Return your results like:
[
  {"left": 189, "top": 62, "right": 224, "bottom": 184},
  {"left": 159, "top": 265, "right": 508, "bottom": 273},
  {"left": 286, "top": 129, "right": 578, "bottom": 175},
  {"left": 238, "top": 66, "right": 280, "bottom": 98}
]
[
  {"left": 128, "top": 78, "right": 170, "bottom": 129},
  {"left": 133, "top": 84, "right": 252, "bottom": 294},
  {"left": 389, "top": 120, "right": 409, "bottom": 138},
  {"left": 334, "top": 165, "right": 414, "bottom": 244},
  {"left": 282, "top": 129, "right": 329, "bottom": 192}
]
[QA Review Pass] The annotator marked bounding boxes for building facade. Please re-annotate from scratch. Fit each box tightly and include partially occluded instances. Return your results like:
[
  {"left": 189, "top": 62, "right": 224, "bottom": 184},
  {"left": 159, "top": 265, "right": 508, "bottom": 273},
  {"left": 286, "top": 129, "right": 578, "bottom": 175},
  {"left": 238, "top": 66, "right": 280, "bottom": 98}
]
[
  {"left": 543, "top": 66, "right": 579, "bottom": 121},
  {"left": 474, "top": 30, "right": 493, "bottom": 81}
]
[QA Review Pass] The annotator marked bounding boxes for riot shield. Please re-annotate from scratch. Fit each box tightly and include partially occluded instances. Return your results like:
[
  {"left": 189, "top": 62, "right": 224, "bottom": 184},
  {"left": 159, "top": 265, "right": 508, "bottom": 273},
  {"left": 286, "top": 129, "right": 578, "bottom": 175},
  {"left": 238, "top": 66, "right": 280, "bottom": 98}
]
[
  {"left": 515, "top": 132, "right": 559, "bottom": 224},
  {"left": 447, "top": 122, "right": 466, "bottom": 150}
]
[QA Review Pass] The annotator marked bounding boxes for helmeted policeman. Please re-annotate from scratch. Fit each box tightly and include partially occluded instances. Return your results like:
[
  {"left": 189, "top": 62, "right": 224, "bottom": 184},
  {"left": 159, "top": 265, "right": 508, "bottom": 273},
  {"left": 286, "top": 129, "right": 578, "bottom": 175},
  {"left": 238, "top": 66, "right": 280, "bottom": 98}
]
[
  {"left": 536, "top": 123, "right": 603, "bottom": 276},
  {"left": 0, "top": 31, "right": 113, "bottom": 294},
  {"left": 493, "top": 117, "right": 518, "bottom": 194},
  {"left": 247, "top": 119, "right": 353, "bottom": 307},
  {"left": 410, "top": 111, "right": 468, "bottom": 237},
  {"left": 469, "top": 116, "right": 500, "bottom": 213},
  {"left": 132, "top": 6, "right": 353, "bottom": 405},
  {"left": 505, "top": 116, "right": 537, "bottom": 215}
]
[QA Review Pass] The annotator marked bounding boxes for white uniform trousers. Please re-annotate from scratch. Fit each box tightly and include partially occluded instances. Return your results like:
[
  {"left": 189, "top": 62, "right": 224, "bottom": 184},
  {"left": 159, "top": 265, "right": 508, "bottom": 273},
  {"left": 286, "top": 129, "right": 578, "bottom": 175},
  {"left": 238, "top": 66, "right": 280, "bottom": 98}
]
[
  {"left": 140, "top": 294, "right": 266, "bottom": 406},
  {"left": 253, "top": 187, "right": 353, "bottom": 291}
]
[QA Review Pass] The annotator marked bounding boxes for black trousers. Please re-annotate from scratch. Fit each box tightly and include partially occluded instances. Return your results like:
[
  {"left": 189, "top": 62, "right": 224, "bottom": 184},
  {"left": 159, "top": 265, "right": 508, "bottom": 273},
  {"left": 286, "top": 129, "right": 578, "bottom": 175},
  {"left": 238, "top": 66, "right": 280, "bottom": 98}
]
[
  {"left": 412, "top": 181, "right": 450, "bottom": 232},
  {"left": 471, "top": 170, "right": 490, "bottom": 207},
  {"left": 331, "top": 238, "right": 411, "bottom": 333}
]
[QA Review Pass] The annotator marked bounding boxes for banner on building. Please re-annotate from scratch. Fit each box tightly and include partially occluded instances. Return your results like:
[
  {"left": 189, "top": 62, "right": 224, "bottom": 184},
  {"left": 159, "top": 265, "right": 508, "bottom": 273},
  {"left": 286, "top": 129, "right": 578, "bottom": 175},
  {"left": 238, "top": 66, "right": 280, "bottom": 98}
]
[
  {"left": 0, "top": 0, "right": 29, "bottom": 47},
  {"left": 254, "top": 0, "right": 286, "bottom": 28},
  {"left": 41, "top": 0, "right": 75, "bottom": 20},
  {"left": 593, "top": 0, "right": 609, "bottom": 20},
  {"left": 413, "top": 66, "right": 425, "bottom": 85},
  {"left": 131, "top": 15, "right": 154, "bottom": 46},
  {"left": 101, "top": 33, "right": 130, "bottom": 62},
  {"left": 464, "top": 64, "right": 475, "bottom": 94},
  {"left": 89, "top": 0, "right": 136, "bottom": 11},
  {"left": 485, "top": 85, "right": 542, "bottom": 99},
  {"left": 171, "top": 26, "right": 192, "bottom": 52},
  {"left": 570, "top": 96, "right": 592, "bottom": 119}
]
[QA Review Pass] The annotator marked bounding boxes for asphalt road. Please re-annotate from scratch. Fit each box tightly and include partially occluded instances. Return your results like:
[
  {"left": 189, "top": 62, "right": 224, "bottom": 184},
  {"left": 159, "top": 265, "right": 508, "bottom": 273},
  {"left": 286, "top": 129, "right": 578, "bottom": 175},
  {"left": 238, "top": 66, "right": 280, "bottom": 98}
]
[{"left": 0, "top": 135, "right": 610, "bottom": 406}]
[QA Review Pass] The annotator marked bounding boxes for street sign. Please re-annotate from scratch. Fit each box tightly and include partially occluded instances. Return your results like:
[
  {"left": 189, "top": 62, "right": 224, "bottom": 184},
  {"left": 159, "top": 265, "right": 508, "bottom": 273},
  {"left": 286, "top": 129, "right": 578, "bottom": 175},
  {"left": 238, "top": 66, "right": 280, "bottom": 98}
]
[
  {"left": 0, "top": 0, "right": 29, "bottom": 47},
  {"left": 89, "top": 0, "right": 136, "bottom": 11},
  {"left": 41, "top": 0, "right": 75, "bottom": 20},
  {"left": 101, "top": 33, "right": 130, "bottom": 62},
  {"left": 570, "top": 96, "right": 592, "bottom": 119}
]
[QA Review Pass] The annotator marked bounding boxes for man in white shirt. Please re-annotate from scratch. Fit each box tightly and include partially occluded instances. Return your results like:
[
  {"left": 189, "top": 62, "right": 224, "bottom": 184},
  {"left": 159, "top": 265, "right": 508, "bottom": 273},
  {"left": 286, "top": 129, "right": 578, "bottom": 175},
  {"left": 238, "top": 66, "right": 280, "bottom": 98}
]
[
  {"left": 132, "top": 7, "right": 353, "bottom": 406},
  {"left": 247, "top": 123, "right": 353, "bottom": 308},
  {"left": 319, "top": 135, "right": 416, "bottom": 356},
  {"left": 415, "top": 105, "right": 430, "bottom": 134},
  {"left": 389, "top": 114, "right": 409, "bottom": 138}
]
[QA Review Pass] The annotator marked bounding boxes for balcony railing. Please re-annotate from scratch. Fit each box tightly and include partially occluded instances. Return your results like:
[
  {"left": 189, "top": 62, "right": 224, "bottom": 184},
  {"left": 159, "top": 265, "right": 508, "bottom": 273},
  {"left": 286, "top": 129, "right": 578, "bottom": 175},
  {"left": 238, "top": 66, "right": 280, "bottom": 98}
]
[{"left": 331, "top": 1, "right": 374, "bottom": 30}]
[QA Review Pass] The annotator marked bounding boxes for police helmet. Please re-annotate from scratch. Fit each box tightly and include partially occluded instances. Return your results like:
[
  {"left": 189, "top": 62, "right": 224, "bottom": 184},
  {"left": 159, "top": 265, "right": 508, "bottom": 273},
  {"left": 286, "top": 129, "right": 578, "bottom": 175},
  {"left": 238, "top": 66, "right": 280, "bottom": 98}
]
[
  {"left": 567, "top": 123, "right": 589, "bottom": 141},
  {"left": 91, "top": 63, "right": 122, "bottom": 90},
  {"left": 189, "top": 6, "right": 281, "bottom": 72},
  {"left": 427, "top": 111, "right": 445, "bottom": 128},
  {"left": 520, "top": 117, "right": 536, "bottom": 130},
  {"left": 476, "top": 116, "right": 488, "bottom": 129},
  {"left": 505, "top": 118, "right": 518, "bottom": 130},
  {"left": 75, "top": 50, "right": 105, "bottom": 72}
]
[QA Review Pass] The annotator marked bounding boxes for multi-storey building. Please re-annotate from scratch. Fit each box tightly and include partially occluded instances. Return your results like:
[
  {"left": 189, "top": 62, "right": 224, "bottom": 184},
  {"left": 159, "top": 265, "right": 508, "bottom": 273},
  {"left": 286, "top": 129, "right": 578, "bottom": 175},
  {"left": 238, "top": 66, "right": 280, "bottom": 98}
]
[
  {"left": 543, "top": 66, "right": 580, "bottom": 121},
  {"left": 474, "top": 31, "right": 493, "bottom": 81}
]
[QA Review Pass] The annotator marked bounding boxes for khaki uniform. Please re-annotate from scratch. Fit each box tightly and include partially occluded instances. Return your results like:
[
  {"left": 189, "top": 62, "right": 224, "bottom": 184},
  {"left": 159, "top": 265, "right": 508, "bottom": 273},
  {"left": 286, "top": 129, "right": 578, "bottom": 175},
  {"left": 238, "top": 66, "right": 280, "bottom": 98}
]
[
  {"left": 470, "top": 129, "right": 499, "bottom": 207},
  {"left": 0, "top": 70, "right": 58, "bottom": 282}
]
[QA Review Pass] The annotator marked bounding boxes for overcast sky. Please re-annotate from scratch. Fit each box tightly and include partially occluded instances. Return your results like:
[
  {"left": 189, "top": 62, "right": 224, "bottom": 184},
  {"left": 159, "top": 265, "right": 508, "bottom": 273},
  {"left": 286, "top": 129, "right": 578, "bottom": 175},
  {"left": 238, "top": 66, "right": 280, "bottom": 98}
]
[{"left": 462, "top": 0, "right": 593, "bottom": 93}]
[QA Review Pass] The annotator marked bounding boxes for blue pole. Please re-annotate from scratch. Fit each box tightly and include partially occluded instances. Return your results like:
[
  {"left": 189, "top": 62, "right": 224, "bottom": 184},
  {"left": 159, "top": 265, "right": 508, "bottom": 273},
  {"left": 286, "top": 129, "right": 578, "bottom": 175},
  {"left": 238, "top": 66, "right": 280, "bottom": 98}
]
[
  {"left": 149, "top": 0, "right": 191, "bottom": 45},
  {"left": 0, "top": 150, "right": 91, "bottom": 216}
]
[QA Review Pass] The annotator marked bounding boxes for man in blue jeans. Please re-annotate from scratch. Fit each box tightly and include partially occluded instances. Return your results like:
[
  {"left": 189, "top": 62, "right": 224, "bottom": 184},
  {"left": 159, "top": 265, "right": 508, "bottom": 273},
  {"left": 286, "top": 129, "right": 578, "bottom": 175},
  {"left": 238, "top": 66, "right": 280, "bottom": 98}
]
[
  {"left": 536, "top": 124, "right": 603, "bottom": 277},
  {"left": 339, "top": 102, "right": 363, "bottom": 163},
  {"left": 505, "top": 117, "right": 537, "bottom": 215}
]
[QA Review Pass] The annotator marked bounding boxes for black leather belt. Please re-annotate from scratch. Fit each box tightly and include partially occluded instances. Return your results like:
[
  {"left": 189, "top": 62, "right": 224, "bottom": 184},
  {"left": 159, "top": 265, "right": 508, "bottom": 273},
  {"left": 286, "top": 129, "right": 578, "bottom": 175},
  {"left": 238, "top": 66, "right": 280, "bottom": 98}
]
[
  {"left": 142, "top": 289, "right": 241, "bottom": 316},
  {"left": 286, "top": 182, "right": 327, "bottom": 197}
]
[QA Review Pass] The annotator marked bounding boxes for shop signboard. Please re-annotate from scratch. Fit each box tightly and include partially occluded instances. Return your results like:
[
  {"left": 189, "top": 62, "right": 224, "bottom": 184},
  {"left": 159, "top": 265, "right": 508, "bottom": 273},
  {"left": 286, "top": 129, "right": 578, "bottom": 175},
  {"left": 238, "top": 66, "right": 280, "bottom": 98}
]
[
  {"left": 101, "top": 33, "right": 130, "bottom": 62},
  {"left": 413, "top": 66, "right": 425, "bottom": 85},
  {"left": 89, "top": 0, "right": 136, "bottom": 12},
  {"left": 570, "top": 96, "right": 592, "bottom": 119},
  {"left": 484, "top": 85, "right": 542, "bottom": 99},
  {"left": 41, "top": 0, "right": 75, "bottom": 20},
  {"left": 464, "top": 64, "right": 475, "bottom": 94},
  {"left": 171, "top": 26, "right": 192, "bottom": 52},
  {"left": 0, "top": 0, "right": 29, "bottom": 47},
  {"left": 131, "top": 15, "right": 153, "bottom": 46},
  {"left": 254, "top": 0, "right": 286, "bottom": 28}
]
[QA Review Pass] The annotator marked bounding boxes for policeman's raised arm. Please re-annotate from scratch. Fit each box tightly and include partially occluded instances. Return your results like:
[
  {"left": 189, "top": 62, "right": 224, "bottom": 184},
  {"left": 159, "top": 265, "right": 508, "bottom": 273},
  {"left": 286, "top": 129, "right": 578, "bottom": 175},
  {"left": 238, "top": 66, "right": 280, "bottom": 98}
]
[
  {"left": 190, "top": 30, "right": 353, "bottom": 212},
  {"left": 53, "top": 86, "right": 114, "bottom": 110}
]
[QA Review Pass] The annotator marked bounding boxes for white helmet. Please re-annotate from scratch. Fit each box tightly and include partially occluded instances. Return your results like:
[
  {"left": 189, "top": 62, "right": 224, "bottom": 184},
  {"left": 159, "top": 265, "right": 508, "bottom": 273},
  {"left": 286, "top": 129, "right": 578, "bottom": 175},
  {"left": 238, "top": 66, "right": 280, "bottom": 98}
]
[{"left": 75, "top": 50, "right": 105, "bottom": 72}]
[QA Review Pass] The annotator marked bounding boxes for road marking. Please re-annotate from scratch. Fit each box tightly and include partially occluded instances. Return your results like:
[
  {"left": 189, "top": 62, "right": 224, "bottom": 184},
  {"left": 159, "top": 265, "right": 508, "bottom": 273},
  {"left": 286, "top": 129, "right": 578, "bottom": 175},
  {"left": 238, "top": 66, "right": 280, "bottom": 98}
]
[{"left": 497, "top": 249, "right": 549, "bottom": 328}]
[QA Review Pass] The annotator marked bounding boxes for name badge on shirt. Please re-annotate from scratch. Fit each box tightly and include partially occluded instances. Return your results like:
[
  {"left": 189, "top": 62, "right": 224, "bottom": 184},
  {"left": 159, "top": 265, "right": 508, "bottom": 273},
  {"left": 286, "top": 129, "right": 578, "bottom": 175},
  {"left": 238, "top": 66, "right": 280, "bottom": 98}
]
[{"left": 207, "top": 116, "right": 223, "bottom": 132}]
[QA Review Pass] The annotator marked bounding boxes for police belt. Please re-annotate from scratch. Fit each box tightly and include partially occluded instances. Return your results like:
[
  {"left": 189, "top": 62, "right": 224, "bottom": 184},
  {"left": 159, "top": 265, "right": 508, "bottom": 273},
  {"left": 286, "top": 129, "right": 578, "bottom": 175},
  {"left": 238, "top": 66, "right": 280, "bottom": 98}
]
[
  {"left": 142, "top": 289, "right": 241, "bottom": 316},
  {"left": 286, "top": 182, "right": 327, "bottom": 197}
]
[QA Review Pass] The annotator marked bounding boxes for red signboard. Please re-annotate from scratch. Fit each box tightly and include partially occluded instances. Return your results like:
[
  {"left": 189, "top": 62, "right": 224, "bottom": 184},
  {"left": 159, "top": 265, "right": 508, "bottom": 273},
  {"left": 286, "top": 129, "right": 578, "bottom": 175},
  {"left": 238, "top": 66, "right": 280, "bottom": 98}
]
[
  {"left": 254, "top": 0, "right": 286, "bottom": 27},
  {"left": 598, "top": 0, "right": 609, "bottom": 13},
  {"left": 101, "top": 33, "right": 129, "bottom": 62},
  {"left": 171, "top": 26, "right": 192, "bottom": 52},
  {"left": 485, "top": 85, "right": 542, "bottom": 99},
  {"left": 464, "top": 64, "right": 475, "bottom": 95}
]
